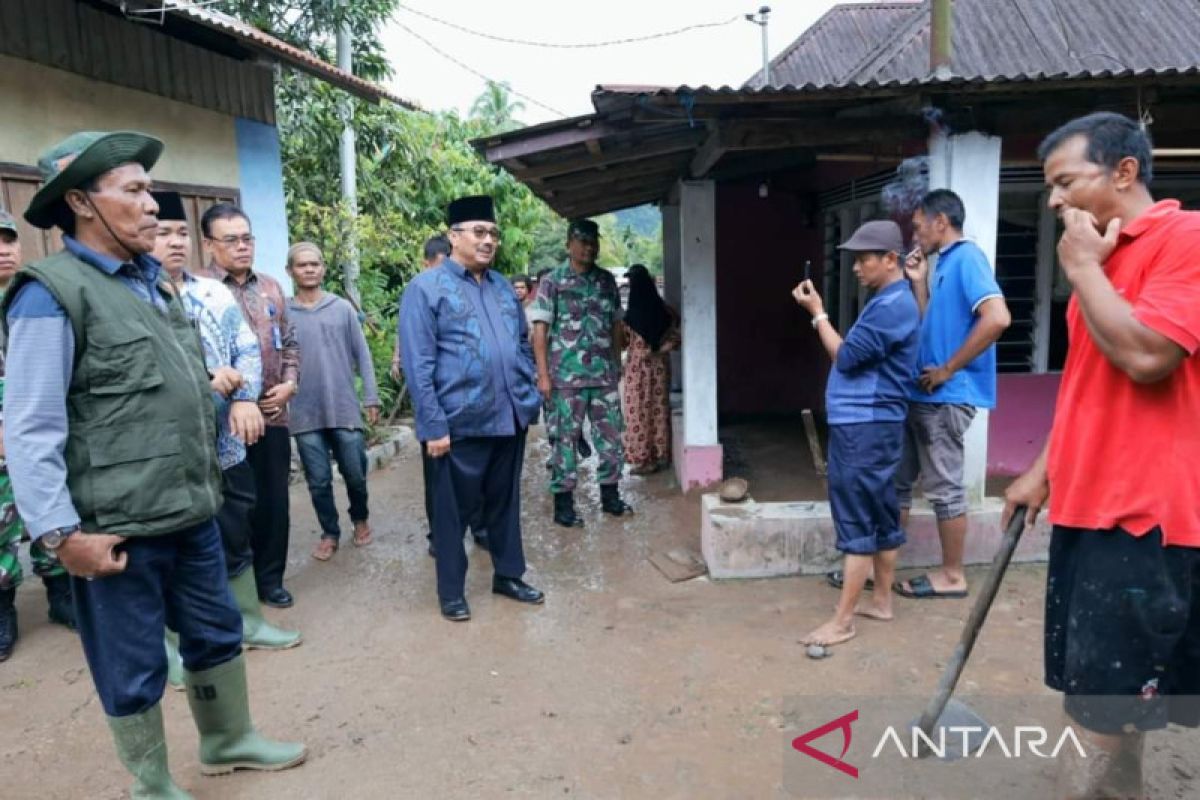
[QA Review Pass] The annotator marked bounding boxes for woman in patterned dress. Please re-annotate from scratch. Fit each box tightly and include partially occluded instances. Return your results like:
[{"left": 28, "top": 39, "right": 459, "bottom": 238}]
[{"left": 621, "top": 264, "right": 680, "bottom": 474}]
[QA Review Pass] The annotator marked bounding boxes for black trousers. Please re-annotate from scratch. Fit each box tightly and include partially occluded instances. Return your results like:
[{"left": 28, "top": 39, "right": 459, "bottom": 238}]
[
  {"left": 428, "top": 431, "right": 528, "bottom": 601},
  {"left": 423, "top": 448, "right": 486, "bottom": 536},
  {"left": 216, "top": 461, "right": 257, "bottom": 578},
  {"left": 245, "top": 425, "right": 291, "bottom": 594}
]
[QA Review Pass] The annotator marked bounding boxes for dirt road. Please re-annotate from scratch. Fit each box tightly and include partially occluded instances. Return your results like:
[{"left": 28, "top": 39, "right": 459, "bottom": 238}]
[{"left": 2, "top": 431, "right": 1195, "bottom": 798}]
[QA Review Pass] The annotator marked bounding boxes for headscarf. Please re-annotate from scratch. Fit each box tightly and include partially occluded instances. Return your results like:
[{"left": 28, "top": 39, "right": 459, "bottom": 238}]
[{"left": 623, "top": 264, "right": 672, "bottom": 351}]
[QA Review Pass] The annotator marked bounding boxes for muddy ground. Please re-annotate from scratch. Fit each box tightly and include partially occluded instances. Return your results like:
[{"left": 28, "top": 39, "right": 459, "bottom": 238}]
[{"left": 2, "top": 428, "right": 1196, "bottom": 799}]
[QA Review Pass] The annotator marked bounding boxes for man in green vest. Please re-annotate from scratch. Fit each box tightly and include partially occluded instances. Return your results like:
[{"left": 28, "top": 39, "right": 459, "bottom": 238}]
[{"left": 2, "top": 131, "right": 306, "bottom": 798}]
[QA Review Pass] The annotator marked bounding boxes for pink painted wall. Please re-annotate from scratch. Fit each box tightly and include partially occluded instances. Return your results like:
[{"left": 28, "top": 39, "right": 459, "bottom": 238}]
[{"left": 988, "top": 373, "right": 1060, "bottom": 476}]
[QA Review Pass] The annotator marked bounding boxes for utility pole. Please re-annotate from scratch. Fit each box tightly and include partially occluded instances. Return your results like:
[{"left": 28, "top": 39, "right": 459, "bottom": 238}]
[
  {"left": 337, "top": 3, "right": 362, "bottom": 308},
  {"left": 744, "top": 6, "right": 771, "bottom": 87}
]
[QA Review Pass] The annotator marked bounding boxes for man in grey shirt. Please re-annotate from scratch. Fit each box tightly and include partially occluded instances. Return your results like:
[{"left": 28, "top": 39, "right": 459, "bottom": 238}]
[{"left": 286, "top": 242, "right": 380, "bottom": 561}]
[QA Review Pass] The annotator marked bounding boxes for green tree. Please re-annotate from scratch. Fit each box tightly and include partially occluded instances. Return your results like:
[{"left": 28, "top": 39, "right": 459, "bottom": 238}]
[
  {"left": 469, "top": 81, "right": 526, "bottom": 133},
  {"left": 215, "top": 0, "right": 397, "bottom": 80}
]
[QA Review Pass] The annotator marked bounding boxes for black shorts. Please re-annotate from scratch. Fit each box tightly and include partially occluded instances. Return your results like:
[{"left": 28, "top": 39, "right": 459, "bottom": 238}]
[{"left": 1045, "top": 525, "right": 1200, "bottom": 734}]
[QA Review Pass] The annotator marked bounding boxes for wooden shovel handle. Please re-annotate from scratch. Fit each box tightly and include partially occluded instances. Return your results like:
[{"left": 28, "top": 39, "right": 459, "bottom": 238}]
[{"left": 915, "top": 506, "right": 1028, "bottom": 738}]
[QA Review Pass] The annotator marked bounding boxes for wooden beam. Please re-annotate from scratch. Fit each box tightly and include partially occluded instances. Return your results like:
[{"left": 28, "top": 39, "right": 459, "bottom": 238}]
[
  {"left": 689, "top": 125, "right": 727, "bottom": 177},
  {"left": 483, "top": 119, "right": 619, "bottom": 163},
  {"left": 540, "top": 162, "right": 688, "bottom": 194},
  {"left": 512, "top": 130, "right": 705, "bottom": 181}
]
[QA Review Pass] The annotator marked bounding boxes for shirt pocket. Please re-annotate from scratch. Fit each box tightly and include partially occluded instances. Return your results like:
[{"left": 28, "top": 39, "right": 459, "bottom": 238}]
[{"left": 85, "top": 322, "right": 164, "bottom": 395}]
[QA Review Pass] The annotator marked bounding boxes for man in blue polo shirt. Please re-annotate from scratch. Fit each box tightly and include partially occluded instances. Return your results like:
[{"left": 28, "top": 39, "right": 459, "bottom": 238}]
[{"left": 894, "top": 189, "right": 1011, "bottom": 599}]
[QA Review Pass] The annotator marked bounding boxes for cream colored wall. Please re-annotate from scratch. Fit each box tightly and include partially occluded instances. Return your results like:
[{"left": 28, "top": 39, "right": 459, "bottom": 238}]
[{"left": 0, "top": 55, "right": 239, "bottom": 188}]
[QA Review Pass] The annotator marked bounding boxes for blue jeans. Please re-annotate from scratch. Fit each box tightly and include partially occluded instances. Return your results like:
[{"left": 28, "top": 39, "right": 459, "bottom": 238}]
[
  {"left": 72, "top": 519, "right": 243, "bottom": 717},
  {"left": 295, "top": 428, "right": 370, "bottom": 541}
]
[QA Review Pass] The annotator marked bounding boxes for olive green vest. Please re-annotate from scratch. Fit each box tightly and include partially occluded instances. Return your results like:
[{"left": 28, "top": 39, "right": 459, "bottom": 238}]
[{"left": 1, "top": 250, "right": 222, "bottom": 536}]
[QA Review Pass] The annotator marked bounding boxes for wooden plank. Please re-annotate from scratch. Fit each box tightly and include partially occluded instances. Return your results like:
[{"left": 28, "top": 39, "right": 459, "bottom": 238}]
[
  {"left": 689, "top": 127, "right": 726, "bottom": 177},
  {"left": 483, "top": 120, "right": 621, "bottom": 163},
  {"left": 801, "top": 409, "right": 827, "bottom": 478},
  {"left": 515, "top": 131, "right": 705, "bottom": 181}
]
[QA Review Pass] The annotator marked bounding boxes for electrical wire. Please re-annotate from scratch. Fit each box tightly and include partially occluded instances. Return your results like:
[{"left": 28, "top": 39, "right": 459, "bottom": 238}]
[
  {"left": 396, "top": 3, "right": 741, "bottom": 49},
  {"left": 393, "top": 21, "right": 569, "bottom": 117}
]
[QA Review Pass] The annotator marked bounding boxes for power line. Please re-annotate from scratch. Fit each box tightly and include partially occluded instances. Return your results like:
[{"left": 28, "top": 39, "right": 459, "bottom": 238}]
[
  {"left": 396, "top": 4, "right": 742, "bottom": 49},
  {"left": 393, "top": 21, "right": 569, "bottom": 118}
]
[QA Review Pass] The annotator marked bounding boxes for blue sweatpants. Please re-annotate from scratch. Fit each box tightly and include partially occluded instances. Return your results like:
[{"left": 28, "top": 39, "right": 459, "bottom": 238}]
[
  {"left": 827, "top": 421, "right": 907, "bottom": 556},
  {"left": 72, "top": 519, "right": 243, "bottom": 716}
]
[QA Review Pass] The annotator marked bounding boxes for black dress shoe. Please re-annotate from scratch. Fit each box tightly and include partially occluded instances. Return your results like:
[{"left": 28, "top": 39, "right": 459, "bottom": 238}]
[
  {"left": 471, "top": 530, "right": 490, "bottom": 551},
  {"left": 260, "top": 586, "right": 294, "bottom": 609},
  {"left": 492, "top": 576, "right": 545, "bottom": 605},
  {"left": 440, "top": 597, "right": 471, "bottom": 621}
]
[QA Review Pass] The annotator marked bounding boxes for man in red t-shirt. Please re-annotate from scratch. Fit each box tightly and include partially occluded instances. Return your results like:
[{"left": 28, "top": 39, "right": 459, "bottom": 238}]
[{"left": 1005, "top": 112, "right": 1200, "bottom": 796}]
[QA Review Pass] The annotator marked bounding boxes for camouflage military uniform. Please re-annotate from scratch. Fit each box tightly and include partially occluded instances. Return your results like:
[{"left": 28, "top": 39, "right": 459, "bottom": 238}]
[
  {"left": 0, "top": 354, "right": 64, "bottom": 592},
  {"left": 529, "top": 263, "right": 624, "bottom": 493}
]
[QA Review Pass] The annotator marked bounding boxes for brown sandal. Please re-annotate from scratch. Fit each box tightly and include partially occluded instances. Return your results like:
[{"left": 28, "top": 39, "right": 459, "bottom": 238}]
[
  {"left": 312, "top": 538, "right": 338, "bottom": 561},
  {"left": 352, "top": 522, "right": 373, "bottom": 547}
]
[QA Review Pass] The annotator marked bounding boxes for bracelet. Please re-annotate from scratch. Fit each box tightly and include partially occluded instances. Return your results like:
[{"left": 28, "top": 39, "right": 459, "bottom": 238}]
[{"left": 811, "top": 313, "right": 829, "bottom": 329}]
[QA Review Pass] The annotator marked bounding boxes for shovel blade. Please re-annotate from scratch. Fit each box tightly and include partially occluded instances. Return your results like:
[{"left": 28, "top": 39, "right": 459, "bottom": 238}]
[{"left": 909, "top": 699, "right": 991, "bottom": 761}]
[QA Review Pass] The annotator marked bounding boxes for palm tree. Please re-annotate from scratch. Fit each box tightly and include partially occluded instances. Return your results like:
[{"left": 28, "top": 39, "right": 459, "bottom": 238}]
[{"left": 469, "top": 81, "right": 526, "bottom": 133}]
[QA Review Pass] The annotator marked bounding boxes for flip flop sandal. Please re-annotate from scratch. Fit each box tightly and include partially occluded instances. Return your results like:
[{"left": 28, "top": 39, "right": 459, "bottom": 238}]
[
  {"left": 312, "top": 538, "right": 339, "bottom": 561},
  {"left": 825, "top": 570, "right": 875, "bottom": 591},
  {"left": 892, "top": 573, "right": 969, "bottom": 599},
  {"left": 353, "top": 526, "right": 373, "bottom": 547}
]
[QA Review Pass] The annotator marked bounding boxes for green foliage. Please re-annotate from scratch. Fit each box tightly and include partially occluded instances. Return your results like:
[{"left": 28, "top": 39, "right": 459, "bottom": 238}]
[
  {"left": 469, "top": 81, "right": 526, "bottom": 133},
  {"left": 214, "top": 0, "right": 397, "bottom": 80}
]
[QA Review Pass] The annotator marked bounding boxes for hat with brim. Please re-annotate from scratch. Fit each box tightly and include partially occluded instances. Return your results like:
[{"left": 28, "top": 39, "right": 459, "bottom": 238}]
[
  {"left": 837, "top": 219, "right": 905, "bottom": 255},
  {"left": 25, "top": 131, "right": 164, "bottom": 230}
]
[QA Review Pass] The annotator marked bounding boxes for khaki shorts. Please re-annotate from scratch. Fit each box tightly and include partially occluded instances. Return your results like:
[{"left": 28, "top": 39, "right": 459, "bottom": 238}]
[{"left": 895, "top": 402, "right": 976, "bottom": 520}]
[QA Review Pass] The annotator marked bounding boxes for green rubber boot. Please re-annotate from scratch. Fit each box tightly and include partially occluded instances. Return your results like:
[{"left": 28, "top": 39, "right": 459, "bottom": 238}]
[
  {"left": 228, "top": 570, "right": 302, "bottom": 650},
  {"left": 163, "top": 630, "right": 185, "bottom": 691},
  {"left": 107, "top": 704, "right": 194, "bottom": 799},
  {"left": 184, "top": 655, "right": 307, "bottom": 776}
]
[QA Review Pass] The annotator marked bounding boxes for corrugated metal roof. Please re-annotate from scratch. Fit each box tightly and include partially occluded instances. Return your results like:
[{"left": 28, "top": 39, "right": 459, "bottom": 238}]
[
  {"left": 846, "top": 0, "right": 1200, "bottom": 85},
  {"left": 111, "top": 1, "right": 420, "bottom": 109},
  {"left": 745, "top": 2, "right": 923, "bottom": 89},
  {"left": 753, "top": 0, "right": 1200, "bottom": 89}
]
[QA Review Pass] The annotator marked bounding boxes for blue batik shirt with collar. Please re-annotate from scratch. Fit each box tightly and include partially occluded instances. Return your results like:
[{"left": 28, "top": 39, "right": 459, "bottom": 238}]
[
  {"left": 175, "top": 271, "right": 264, "bottom": 469},
  {"left": 398, "top": 258, "right": 542, "bottom": 442}
]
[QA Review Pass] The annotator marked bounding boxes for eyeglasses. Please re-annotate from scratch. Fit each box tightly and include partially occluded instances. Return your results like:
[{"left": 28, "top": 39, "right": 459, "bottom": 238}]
[
  {"left": 452, "top": 226, "right": 502, "bottom": 243},
  {"left": 207, "top": 234, "right": 255, "bottom": 247}
]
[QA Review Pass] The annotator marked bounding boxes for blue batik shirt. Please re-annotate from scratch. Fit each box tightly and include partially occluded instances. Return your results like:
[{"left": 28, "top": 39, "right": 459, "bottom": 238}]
[
  {"left": 399, "top": 258, "right": 541, "bottom": 441},
  {"left": 175, "top": 271, "right": 263, "bottom": 469}
]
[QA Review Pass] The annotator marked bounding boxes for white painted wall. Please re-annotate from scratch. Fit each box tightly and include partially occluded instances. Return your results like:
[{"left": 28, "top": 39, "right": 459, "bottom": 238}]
[
  {"left": 661, "top": 203, "right": 682, "bottom": 391},
  {"left": 679, "top": 181, "right": 718, "bottom": 447},
  {"left": 928, "top": 131, "right": 1002, "bottom": 505}
]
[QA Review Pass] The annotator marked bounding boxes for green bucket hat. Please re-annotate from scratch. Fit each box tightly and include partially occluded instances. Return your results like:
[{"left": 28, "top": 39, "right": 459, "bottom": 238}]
[
  {"left": 0, "top": 209, "right": 17, "bottom": 238},
  {"left": 24, "top": 131, "right": 163, "bottom": 230}
]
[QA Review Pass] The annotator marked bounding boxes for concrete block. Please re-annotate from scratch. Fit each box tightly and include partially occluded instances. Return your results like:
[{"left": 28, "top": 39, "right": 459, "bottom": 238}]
[{"left": 701, "top": 494, "right": 1051, "bottom": 580}]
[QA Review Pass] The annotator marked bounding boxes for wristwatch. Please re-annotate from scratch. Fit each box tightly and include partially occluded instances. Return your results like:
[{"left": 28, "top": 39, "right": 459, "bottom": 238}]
[{"left": 40, "top": 525, "right": 81, "bottom": 552}]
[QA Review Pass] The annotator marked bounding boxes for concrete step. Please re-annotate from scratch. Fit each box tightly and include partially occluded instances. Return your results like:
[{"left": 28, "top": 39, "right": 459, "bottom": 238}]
[{"left": 701, "top": 494, "right": 1051, "bottom": 580}]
